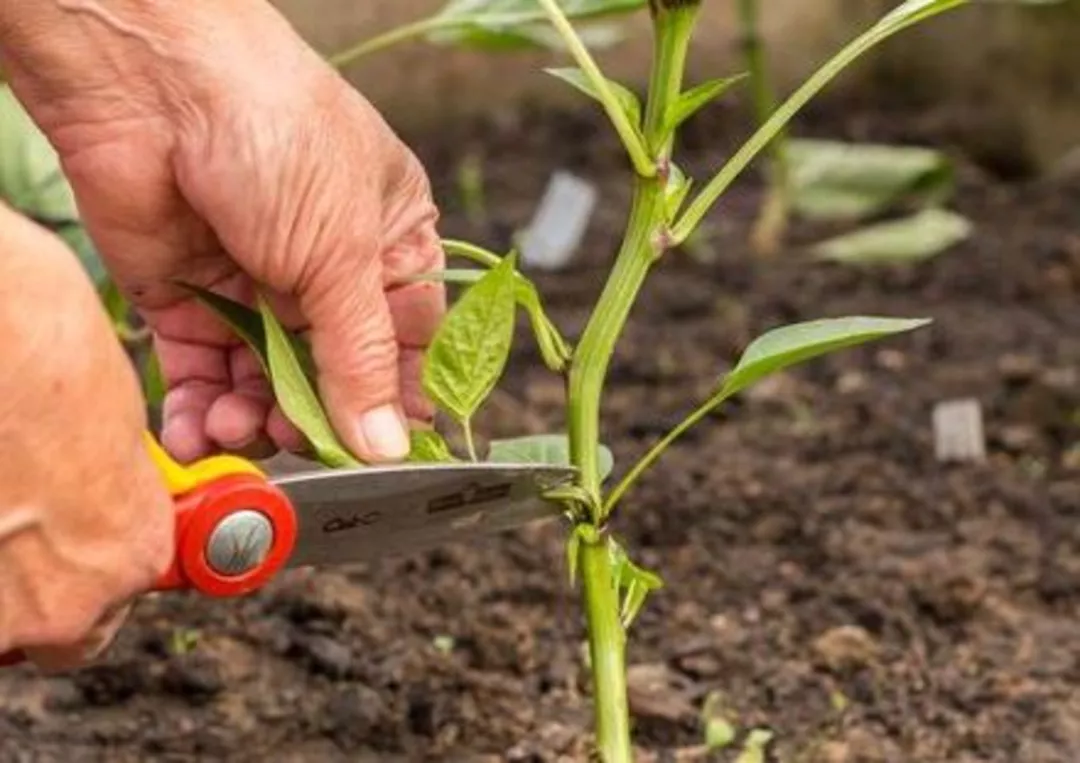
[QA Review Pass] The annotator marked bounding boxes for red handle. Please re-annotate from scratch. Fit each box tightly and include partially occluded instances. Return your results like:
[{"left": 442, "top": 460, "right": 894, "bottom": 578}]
[{"left": 0, "top": 473, "right": 297, "bottom": 668}]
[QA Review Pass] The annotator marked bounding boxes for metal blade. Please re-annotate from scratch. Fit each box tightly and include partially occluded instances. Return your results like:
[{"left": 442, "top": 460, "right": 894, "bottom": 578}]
[{"left": 268, "top": 462, "right": 576, "bottom": 568}]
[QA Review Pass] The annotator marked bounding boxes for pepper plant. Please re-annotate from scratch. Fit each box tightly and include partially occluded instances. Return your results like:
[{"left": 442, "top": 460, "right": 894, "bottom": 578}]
[{"left": 186, "top": 1, "right": 967, "bottom": 759}]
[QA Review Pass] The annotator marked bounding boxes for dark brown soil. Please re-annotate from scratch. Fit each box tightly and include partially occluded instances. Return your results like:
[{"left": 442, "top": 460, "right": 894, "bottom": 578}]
[{"left": 1, "top": 99, "right": 1078, "bottom": 763}]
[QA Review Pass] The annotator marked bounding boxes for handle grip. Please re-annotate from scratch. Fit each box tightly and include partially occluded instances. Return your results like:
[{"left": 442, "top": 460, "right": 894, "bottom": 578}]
[{"left": 0, "top": 435, "right": 298, "bottom": 668}]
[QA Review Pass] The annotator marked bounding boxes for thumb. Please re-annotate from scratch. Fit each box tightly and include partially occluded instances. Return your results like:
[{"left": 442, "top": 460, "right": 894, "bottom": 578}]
[{"left": 301, "top": 256, "right": 410, "bottom": 463}]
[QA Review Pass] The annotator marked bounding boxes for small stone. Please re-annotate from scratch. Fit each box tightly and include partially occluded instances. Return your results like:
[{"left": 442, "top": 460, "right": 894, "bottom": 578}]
[
  {"left": 160, "top": 653, "right": 224, "bottom": 706},
  {"left": 812, "top": 625, "right": 880, "bottom": 672},
  {"left": 836, "top": 371, "right": 868, "bottom": 394},
  {"left": 293, "top": 635, "right": 353, "bottom": 679},
  {"left": 626, "top": 663, "right": 697, "bottom": 723},
  {"left": 874, "top": 349, "right": 907, "bottom": 371},
  {"left": 322, "top": 685, "right": 387, "bottom": 745},
  {"left": 998, "top": 353, "right": 1040, "bottom": 382},
  {"left": 998, "top": 424, "right": 1039, "bottom": 452}
]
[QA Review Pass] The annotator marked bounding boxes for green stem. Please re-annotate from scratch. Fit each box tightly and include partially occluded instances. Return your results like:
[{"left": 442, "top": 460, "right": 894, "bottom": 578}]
[
  {"left": 566, "top": 8, "right": 698, "bottom": 759},
  {"left": 535, "top": 0, "right": 655, "bottom": 178},
  {"left": 567, "top": 184, "right": 663, "bottom": 510},
  {"left": 580, "top": 536, "right": 631, "bottom": 763},
  {"left": 462, "top": 418, "right": 478, "bottom": 462},
  {"left": 604, "top": 396, "right": 715, "bottom": 513},
  {"left": 328, "top": 18, "right": 445, "bottom": 69}
]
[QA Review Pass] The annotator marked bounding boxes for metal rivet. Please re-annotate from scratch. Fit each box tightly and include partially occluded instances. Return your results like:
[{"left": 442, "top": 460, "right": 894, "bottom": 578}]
[{"left": 206, "top": 510, "right": 274, "bottom": 577}]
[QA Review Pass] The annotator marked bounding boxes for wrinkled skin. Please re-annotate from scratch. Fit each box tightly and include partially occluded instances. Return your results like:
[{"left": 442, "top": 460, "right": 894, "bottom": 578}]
[
  {"left": 0, "top": 0, "right": 445, "bottom": 668},
  {"left": 0, "top": 203, "right": 174, "bottom": 672}
]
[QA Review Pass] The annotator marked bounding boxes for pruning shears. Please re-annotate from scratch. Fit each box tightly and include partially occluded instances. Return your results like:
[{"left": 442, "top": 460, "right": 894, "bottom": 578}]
[{"left": 0, "top": 433, "right": 575, "bottom": 667}]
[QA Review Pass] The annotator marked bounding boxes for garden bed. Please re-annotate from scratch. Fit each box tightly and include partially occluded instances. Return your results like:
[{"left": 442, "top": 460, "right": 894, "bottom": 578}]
[{"left": 0, "top": 100, "right": 1077, "bottom": 762}]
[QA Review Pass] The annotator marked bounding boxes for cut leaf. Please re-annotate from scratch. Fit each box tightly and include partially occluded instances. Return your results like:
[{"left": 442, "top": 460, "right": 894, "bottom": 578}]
[
  {"left": 422, "top": 254, "right": 518, "bottom": 422},
  {"left": 487, "top": 434, "right": 615, "bottom": 481},
  {"left": 788, "top": 138, "right": 954, "bottom": 222},
  {"left": 407, "top": 429, "right": 458, "bottom": 463},
  {"left": 546, "top": 66, "right": 642, "bottom": 127},
  {"left": 811, "top": 208, "right": 973, "bottom": 264},
  {"left": 665, "top": 74, "right": 747, "bottom": 135},
  {"left": 258, "top": 296, "right": 359, "bottom": 468}
]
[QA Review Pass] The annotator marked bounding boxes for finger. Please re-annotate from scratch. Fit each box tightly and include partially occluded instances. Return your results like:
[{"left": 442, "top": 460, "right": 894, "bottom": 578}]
[
  {"left": 387, "top": 281, "right": 444, "bottom": 349},
  {"left": 23, "top": 601, "right": 131, "bottom": 674},
  {"left": 303, "top": 254, "right": 408, "bottom": 464},
  {"left": 398, "top": 347, "right": 434, "bottom": 423},
  {"left": 266, "top": 404, "right": 310, "bottom": 455},
  {"left": 204, "top": 346, "right": 274, "bottom": 451},
  {"left": 155, "top": 337, "right": 231, "bottom": 463}
]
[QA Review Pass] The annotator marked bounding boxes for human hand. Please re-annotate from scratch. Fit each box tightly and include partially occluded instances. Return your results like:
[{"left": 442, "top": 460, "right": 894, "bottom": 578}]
[
  {"left": 0, "top": 203, "right": 174, "bottom": 671},
  {"left": 0, "top": 0, "right": 445, "bottom": 465}
]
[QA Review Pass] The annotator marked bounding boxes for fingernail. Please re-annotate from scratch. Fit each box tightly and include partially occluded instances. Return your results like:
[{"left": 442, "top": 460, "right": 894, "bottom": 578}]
[{"left": 357, "top": 404, "right": 410, "bottom": 461}]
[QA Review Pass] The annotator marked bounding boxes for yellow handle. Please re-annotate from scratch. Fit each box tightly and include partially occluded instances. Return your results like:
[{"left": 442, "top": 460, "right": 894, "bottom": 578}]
[{"left": 143, "top": 432, "right": 264, "bottom": 496}]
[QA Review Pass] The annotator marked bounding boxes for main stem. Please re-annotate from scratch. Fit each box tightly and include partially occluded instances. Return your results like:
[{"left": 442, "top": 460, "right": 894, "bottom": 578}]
[{"left": 566, "top": 5, "right": 698, "bottom": 760}]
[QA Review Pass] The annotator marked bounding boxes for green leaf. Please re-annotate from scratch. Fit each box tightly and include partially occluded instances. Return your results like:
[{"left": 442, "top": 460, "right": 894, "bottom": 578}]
[
  {"left": 607, "top": 538, "right": 663, "bottom": 628},
  {"left": 487, "top": 434, "right": 614, "bottom": 482},
  {"left": 788, "top": 139, "right": 955, "bottom": 221},
  {"left": 407, "top": 429, "right": 458, "bottom": 463},
  {"left": 672, "top": 0, "right": 969, "bottom": 243},
  {"left": 412, "top": 265, "right": 570, "bottom": 371},
  {"left": 603, "top": 316, "right": 932, "bottom": 512},
  {"left": 546, "top": 66, "right": 642, "bottom": 127},
  {"left": 258, "top": 296, "right": 359, "bottom": 468},
  {"left": 665, "top": 74, "right": 747, "bottom": 135},
  {"left": 811, "top": 208, "right": 973, "bottom": 265},
  {"left": 182, "top": 284, "right": 317, "bottom": 386},
  {"left": 181, "top": 284, "right": 267, "bottom": 358},
  {"left": 664, "top": 163, "right": 694, "bottom": 222},
  {"left": 422, "top": 253, "right": 518, "bottom": 423},
  {"left": 719, "top": 317, "right": 931, "bottom": 399}
]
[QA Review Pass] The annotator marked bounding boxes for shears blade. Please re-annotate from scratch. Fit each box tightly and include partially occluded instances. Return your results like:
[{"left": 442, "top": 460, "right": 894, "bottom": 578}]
[{"left": 267, "top": 462, "right": 577, "bottom": 568}]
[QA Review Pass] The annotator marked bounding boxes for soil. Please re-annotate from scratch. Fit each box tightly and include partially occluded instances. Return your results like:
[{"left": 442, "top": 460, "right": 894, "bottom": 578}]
[{"left": 2, "top": 97, "right": 1079, "bottom": 763}]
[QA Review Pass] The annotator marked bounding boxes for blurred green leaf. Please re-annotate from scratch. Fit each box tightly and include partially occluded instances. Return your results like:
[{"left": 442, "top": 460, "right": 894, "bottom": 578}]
[
  {"left": 0, "top": 85, "right": 106, "bottom": 284},
  {"left": 734, "top": 729, "right": 775, "bottom": 763},
  {"left": 546, "top": 67, "right": 642, "bottom": 127},
  {"left": 423, "top": 254, "right": 518, "bottom": 423},
  {"left": 672, "top": 0, "right": 969, "bottom": 242},
  {"left": 142, "top": 348, "right": 166, "bottom": 409},
  {"left": 429, "top": 0, "right": 646, "bottom": 50},
  {"left": 789, "top": 138, "right": 955, "bottom": 221},
  {"left": 258, "top": 296, "right": 359, "bottom": 468},
  {"left": 812, "top": 208, "right": 973, "bottom": 264},
  {"left": 487, "top": 434, "right": 614, "bottom": 480}
]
